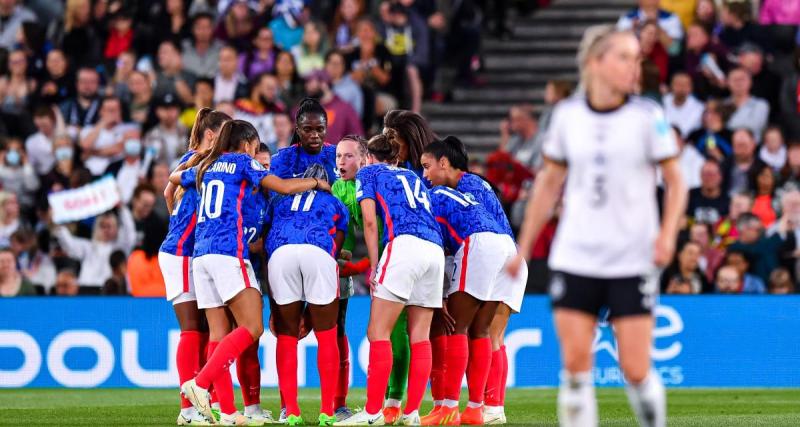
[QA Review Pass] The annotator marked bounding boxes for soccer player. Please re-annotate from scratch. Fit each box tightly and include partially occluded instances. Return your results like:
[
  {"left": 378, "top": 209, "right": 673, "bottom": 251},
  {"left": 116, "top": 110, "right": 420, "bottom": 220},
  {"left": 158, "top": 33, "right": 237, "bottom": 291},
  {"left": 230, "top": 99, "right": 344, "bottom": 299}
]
[
  {"left": 266, "top": 164, "right": 350, "bottom": 427},
  {"left": 158, "top": 108, "right": 229, "bottom": 426},
  {"left": 172, "top": 120, "right": 330, "bottom": 425},
  {"left": 420, "top": 136, "right": 525, "bottom": 426},
  {"left": 506, "top": 26, "right": 687, "bottom": 427},
  {"left": 335, "top": 133, "right": 444, "bottom": 426},
  {"left": 421, "top": 136, "right": 525, "bottom": 424},
  {"left": 271, "top": 98, "right": 338, "bottom": 184}
]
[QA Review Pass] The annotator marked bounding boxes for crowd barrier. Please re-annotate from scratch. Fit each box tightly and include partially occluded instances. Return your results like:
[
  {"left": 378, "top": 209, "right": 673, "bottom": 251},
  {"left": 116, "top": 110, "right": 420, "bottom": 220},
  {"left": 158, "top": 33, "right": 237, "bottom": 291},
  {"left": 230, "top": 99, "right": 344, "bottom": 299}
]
[{"left": 1, "top": 296, "right": 798, "bottom": 388}]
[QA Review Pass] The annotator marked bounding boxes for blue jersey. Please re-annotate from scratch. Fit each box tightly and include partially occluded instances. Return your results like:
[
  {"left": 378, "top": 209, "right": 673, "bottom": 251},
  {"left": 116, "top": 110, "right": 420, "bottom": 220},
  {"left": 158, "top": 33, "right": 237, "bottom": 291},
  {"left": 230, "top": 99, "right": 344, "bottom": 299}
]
[
  {"left": 430, "top": 186, "right": 508, "bottom": 254},
  {"left": 160, "top": 151, "right": 199, "bottom": 256},
  {"left": 457, "top": 173, "right": 513, "bottom": 239},
  {"left": 265, "top": 191, "right": 349, "bottom": 257},
  {"left": 181, "top": 152, "right": 270, "bottom": 259},
  {"left": 271, "top": 144, "right": 338, "bottom": 184},
  {"left": 243, "top": 187, "right": 269, "bottom": 245},
  {"left": 356, "top": 164, "right": 442, "bottom": 247}
]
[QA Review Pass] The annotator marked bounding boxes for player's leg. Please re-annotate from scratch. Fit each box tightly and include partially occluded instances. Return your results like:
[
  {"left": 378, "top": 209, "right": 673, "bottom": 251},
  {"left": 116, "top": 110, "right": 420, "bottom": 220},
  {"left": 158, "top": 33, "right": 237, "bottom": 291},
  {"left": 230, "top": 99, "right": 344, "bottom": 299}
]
[
  {"left": 274, "top": 301, "right": 304, "bottom": 421},
  {"left": 201, "top": 307, "right": 235, "bottom": 420},
  {"left": 484, "top": 303, "right": 511, "bottom": 424},
  {"left": 308, "top": 300, "right": 342, "bottom": 425},
  {"left": 383, "top": 310, "right": 409, "bottom": 424},
  {"left": 460, "top": 300, "right": 499, "bottom": 425},
  {"left": 173, "top": 300, "right": 204, "bottom": 423},
  {"left": 401, "top": 305, "right": 434, "bottom": 422},
  {"left": 554, "top": 308, "right": 597, "bottom": 427},
  {"left": 335, "top": 298, "right": 352, "bottom": 419},
  {"left": 236, "top": 298, "right": 269, "bottom": 424},
  {"left": 426, "top": 309, "right": 449, "bottom": 417}
]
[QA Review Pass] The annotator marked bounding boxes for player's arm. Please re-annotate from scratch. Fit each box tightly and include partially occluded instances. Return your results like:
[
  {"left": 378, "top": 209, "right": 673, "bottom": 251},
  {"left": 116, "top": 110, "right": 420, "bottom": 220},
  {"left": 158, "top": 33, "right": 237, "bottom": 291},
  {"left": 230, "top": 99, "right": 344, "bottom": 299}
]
[
  {"left": 656, "top": 157, "right": 688, "bottom": 267},
  {"left": 333, "top": 230, "right": 346, "bottom": 259},
  {"left": 259, "top": 175, "right": 330, "bottom": 194},
  {"left": 507, "top": 157, "right": 567, "bottom": 276},
  {"left": 164, "top": 181, "right": 177, "bottom": 213},
  {"left": 360, "top": 198, "right": 380, "bottom": 287}
]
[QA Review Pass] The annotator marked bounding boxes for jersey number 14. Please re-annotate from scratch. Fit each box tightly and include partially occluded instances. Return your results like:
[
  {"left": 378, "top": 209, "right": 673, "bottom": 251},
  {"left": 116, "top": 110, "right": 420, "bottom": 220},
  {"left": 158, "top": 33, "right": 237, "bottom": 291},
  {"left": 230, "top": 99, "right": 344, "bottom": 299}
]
[{"left": 397, "top": 175, "right": 430, "bottom": 212}]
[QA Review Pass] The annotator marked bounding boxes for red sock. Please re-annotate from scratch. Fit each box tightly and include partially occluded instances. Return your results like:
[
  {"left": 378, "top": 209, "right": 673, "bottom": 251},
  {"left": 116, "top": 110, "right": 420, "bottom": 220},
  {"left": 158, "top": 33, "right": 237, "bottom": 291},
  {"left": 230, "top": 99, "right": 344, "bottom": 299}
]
[
  {"left": 484, "top": 348, "right": 503, "bottom": 406},
  {"left": 206, "top": 341, "right": 219, "bottom": 405},
  {"left": 237, "top": 341, "right": 261, "bottom": 406},
  {"left": 205, "top": 341, "right": 235, "bottom": 414},
  {"left": 444, "top": 334, "right": 469, "bottom": 401},
  {"left": 430, "top": 335, "right": 447, "bottom": 402},
  {"left": 499, "top": 345, "right": 508, "bottom": 405},
  {"left": 315, "top": 327, "right": 340, "bottom": 416},
  {"left": 466, "top": 338, "right": 491, "bottom": 404},
  {"left": 177, "top": 331, "right": 201, "bottom": 409},
  {"left": 196, "top": 328, "right": 254, "bottom": 413},
  {"left": 198, "top": 333, "right": 210, "bottom": 367},
  {"left": 335, "top": 335, "right": 350, "bottom": 409},
  {"left": 277, "top": 335, "right": 300, "bottom": 416},
  {"left": 405, "top": 341, "right": 432, "bottom": 415},
  {"left": 365, "top": 340, "right": 393, "bottom": 414}
]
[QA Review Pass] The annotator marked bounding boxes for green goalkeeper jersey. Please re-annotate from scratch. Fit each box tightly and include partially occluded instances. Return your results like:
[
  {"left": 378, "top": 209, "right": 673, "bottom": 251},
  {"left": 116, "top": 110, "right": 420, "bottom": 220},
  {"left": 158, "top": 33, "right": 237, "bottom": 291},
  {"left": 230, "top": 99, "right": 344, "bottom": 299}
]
[{"left": 332, "top": 179, "right": 384, "bottom": 255}]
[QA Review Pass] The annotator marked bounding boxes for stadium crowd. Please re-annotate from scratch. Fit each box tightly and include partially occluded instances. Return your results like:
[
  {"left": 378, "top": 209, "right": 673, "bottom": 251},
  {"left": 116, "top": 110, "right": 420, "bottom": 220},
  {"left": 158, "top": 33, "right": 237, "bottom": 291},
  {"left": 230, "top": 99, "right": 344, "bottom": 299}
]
[{"left": 1, "top": 0, "right": 799, "bottom": 297}]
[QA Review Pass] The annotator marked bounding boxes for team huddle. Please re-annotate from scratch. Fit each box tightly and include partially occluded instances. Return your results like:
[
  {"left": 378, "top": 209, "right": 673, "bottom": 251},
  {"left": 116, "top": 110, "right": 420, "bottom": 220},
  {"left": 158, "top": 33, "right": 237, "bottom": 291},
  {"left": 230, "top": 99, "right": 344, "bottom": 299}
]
[{"left": 159, "top": 100, "right": 526, "bottom": 426}]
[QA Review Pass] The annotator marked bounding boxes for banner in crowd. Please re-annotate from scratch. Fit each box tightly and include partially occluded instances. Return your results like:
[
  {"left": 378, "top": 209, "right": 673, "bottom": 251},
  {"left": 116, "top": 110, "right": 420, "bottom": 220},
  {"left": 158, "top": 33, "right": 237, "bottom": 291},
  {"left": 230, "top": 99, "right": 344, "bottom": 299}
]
[
  {"left": 48, "top": 176, "right": 121, "bottom": 224},
  {"left": 1, "top": 296, "right": 799, "bottom": 388}
]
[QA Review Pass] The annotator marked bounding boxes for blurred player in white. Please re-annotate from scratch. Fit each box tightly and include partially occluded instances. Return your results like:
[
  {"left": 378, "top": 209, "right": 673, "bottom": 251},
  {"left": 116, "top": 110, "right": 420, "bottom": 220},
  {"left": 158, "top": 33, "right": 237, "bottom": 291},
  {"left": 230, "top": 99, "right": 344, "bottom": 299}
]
[{"left": 507, "top": 25, "right": 687, "bottom": 427}]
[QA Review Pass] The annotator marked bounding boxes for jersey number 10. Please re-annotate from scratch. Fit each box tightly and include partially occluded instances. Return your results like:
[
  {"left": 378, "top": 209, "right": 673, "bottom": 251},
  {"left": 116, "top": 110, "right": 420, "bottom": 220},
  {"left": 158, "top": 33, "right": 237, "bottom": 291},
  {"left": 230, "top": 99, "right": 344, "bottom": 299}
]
[
  {"left": 198, "top": 180, "right": 224, "bottom": 223},
  {"left": 397, "top": 175, "right": 430, "bottom": 212}
]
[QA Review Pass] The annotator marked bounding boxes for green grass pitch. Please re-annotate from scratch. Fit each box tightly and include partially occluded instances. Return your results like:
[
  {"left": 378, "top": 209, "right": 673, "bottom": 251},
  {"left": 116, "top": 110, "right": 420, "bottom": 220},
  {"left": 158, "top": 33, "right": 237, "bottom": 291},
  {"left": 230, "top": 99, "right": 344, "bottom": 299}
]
[{"left": 1, "top": 388, "right": 798, "bottom": 426}]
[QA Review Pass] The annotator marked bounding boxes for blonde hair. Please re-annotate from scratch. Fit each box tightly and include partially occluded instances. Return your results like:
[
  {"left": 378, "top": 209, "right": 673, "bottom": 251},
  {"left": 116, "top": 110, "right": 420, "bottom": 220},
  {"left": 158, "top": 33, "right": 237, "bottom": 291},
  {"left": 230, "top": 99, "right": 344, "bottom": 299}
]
[
  {"left": 576, "top": 25, "right": 634, "bottom": 92},
  {"left": 64, "top": 0, "right": 89, "bottom": 32}
]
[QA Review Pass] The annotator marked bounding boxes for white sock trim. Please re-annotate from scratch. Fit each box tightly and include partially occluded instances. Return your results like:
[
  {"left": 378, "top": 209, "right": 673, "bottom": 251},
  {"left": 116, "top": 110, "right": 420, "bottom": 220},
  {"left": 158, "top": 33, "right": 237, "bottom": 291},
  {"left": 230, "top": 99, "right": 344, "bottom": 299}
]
[
  {"left": 443, "top": 399, "right": 459, "bottom": 408},
  {"left": 466, "top": 401, "right": 483, "bottom": 409},
  {"left": 385, "top": 398, "right": 402, "bottom": 408}
]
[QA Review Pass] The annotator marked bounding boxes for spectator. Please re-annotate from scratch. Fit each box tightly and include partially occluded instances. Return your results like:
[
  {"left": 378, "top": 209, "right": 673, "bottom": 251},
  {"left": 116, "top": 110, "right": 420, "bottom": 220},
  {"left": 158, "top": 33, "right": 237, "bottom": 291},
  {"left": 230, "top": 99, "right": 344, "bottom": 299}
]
[
  {"left": 690, "top": 222, "right": 724, "bottom": 283},
  {"left": 714, "top": 264, "right": 744, "bottom": 293},
  {"left": 61, "top": 0, "right": 101, "bottom": 67},
  {"left": 722, "top": 128, "right": 762, "bottom": 195},
  {"left": 234, "top": 73, "right": 285, "bottom": 145},
  {"left": 664, "top": 72, "right": 704, "bottom": 138},
  {"left": 326, "top": 50, "right": 364, "bottom": 119},
  {"left": 759, "top": 0, "right": 800, "bottom": 25},
  {"left": 659, "top": 0, "right": 696, "bottom": 29},
  {"left": 639, "top": 20, "right": 668, "bottom": 83},
  {"left": 293, "top": 20, "right": 330, "bottom": 78},
  {"left": 714, "top": 192, "right": 752, "bottom": 248},
  {"left": 215, "top": 0, "right": 263, "bottom": 53},
  {"left": 60, "top": 67, "right": 101, "bottom": 138},
  {"left": 153, "top": 40, "right": 195, "bottom": 105},
  {"left": 736, "top": 43, "right": 780, "bottom": 122},
  {"left": 780, "top": 144, "right": 800, "bottom": 191},
  {"left": 347, "top": 18, "right": 394, "bottom": 119},
  {"left": 332, "top": 0, "right": 364, "bottom": 52},
  {"left": 25, "top": 105, "right": 58, "bottom": 176},
  {"left": 0, "top": 50, "right": 37, "bottom": 115},
  {"left": 749, "top": 163, "right": 778, "bottom": 227},
  {"left": 40, "top": 134, "right": 82, "bottom": 194},
  {"left": 52, "top": 268, "right": 79, "bottom": 296},
  {"left": 725, "top": 68, "right": 770, "bottom": 141},
  {"left": 0, "top": 137, "right": 39, "bottom": 211},
  {"left": 146, "top": 162, "right": 171, "bottom": 221},
  {"left": 79, "top": 96, "right": 139, "bottom": 176},
  {"left": 0, "top": 247, "right": 36, "bottom": 296},
  {"left": 616, "top": 0, "right": 683, "bottom": 51},
  {"left": 127, "top": 228, "right": 167, "bottom": 297},
  {"left": 499, "top": 104, "right": 540, "bottom": 171},
  {"left": 275, "top": 50, "right": 305, "bottom": 109},
  {"left": 687, "top": 160, "right": 729, "bottom": 224},
  {"left": 213, "top": 45, "right": 248, "bottom": 104},
  {"left": 718, "top": 0, "right": 769, "bottom": 51},
  {"left": 694, "top": 0, "right": 720, "bottom": 36},
  {"left": 759, "top": 126, "right": 787, "bottom": 172},
  {"left": 303, "top": 70, "right": 363, "bottom": 145},
  {"left": 105, "top": 135, "right": 146, "bottom": 204},
  {"left": 103, "top": 11, "right": 135, "bottom": 62},
  {"left": 238, "top": 27, "right": 281, "bottom": 80},
  {"left": 382, "top": 3, "right": 428, "bottom": 112},
  {"left": 11, "top": 228, "right": 55, "bottom": 292},
  {"left": 671, "top": 126, "right": 705, "bottom": 190},
  {"left": 780, "top": 50, "right": 800, "bottom": 141},
  {"left": 267, "top": 111, "right": 293, "bottom": 153},
  {"left": 154, "top": 0, "right": 190, "bottom": 46},
  {"left": 182, "top": 12, "right": 223, "bottom": 79},
  {"left": 101, "top": 250, "right": 128, "bottom": 295},
  {"left": 179, "top": 78, "right": 214, "bottom": 130},
  {"left": 0, "top": 0, "right": 37, "bottom": 50},
  {"left": 130, "top": 183, "right": 167, "bottom": 249},
  {"left": 721, "top": 250, "right": 767, "bottom": 294},
  {"left": 268, "top": 0, "right": 305, "bottom": 51},
  {"left": 688, "top": 100, "right": 732, "bottom": 162},
  {"left": 729, "top": 212, "right": 793, "bottom": 285},
  {"left": 145, "top": 93, "right": 189, "bottom": 167},
  {"left": 0, "top": 192, "right": 22, "bottom": 246},
  {"left": 37, "top": 49, "right": 74, "bottom": 105},
  {"left": 661, "top": 240, "right": 711, "bottom": 294},
  {"left": 768, "top": 268, "right": 795, "bottom": 294},
  {"left": 682, "top": 23, "right": 728, "bottom": 100},
  {"left": 107, "top": 50, "right": 136, "bottom": 101},
  {"left": 126, "top": 71, "right": 154, "bottom": 125},
  {"left": 53, "top": 208, "right": 136, "bottom": 290}
]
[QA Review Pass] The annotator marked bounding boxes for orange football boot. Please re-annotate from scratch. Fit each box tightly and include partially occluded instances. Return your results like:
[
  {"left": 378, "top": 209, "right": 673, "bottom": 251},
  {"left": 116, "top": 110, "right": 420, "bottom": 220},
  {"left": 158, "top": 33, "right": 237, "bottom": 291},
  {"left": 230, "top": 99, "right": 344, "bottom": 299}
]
[
  {"left": 459, "top": 406, "right": 484, "bottom": 425},
  {"left": 420, "top": 405, "right": 460, "bottom": 425}
]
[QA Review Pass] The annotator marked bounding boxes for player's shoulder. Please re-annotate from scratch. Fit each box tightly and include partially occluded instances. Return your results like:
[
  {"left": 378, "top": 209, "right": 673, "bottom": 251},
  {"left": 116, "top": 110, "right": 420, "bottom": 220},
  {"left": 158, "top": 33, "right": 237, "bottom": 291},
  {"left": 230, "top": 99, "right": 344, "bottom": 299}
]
[
  {"left": 357, "top": 163, "right": 383, "bottom": 179},
  {"left": 322, "top": 143, "right": 337, "bottom": 156},
  {"left": 272, "top": 145, "right": 297, "bottom": 161},
  {"left": 178, "top": 150, "right": 195, "bottom": 164},
  {"left": 459, "top": 173, "right": 490, "bottom": 190},
  {"left": 628, "top": 95, "right": 665, "bottom": 115}
]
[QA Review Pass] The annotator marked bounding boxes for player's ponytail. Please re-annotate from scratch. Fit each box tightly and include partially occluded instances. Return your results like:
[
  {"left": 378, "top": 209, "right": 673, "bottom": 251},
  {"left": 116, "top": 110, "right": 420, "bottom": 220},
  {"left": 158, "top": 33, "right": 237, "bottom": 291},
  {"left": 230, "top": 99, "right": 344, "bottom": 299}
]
[
  {"left": 291, "top": 97, "right": 328, "bottom": 145},
  {"left": 383, "top": 109, "right": 437, "bottom": 169},
  {"left": 195, "top": 120, "right": 259, "bottom": 190},
  {"left": 367, "top": 132, "right": 400, "bottom": 165},
  {"left": 188, "top": 109, "right": 230, "bottom": 151},
  {"left": 423, "top": 136, "right": 469, "bottom": 171}
]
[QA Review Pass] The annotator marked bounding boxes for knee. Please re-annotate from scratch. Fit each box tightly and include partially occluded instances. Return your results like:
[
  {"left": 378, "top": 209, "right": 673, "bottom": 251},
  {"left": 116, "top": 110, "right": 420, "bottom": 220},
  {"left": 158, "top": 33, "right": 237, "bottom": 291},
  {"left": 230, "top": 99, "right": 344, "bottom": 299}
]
[
  {"left": 561, "top": 346, "right": 592, "bottom": 374},
  {"left": 620, "top": 360, "right": 650, "bottom": 384},
  {"left": 245, "top": 323, "right": 264, "bottom": 340}
]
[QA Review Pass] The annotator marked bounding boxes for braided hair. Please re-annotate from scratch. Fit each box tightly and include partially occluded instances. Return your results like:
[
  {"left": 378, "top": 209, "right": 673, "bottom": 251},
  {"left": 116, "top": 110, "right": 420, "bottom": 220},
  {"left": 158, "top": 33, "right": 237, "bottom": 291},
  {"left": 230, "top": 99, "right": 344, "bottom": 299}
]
[{"left": 291, "top": 97, "right": 328, "bottom": 146}]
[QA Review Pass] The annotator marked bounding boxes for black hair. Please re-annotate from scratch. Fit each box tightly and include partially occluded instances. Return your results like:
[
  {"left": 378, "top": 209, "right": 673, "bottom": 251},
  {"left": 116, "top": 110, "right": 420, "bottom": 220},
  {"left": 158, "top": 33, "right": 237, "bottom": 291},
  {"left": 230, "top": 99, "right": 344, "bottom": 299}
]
[
  {"left": 109, "top": 250, "right": 127, "bottom": 270},
  {"left": 303, "top": 163, "right": 329, "bottom": 182},
  {"left": 192, "top": 11, "right": 215, "bottom": 27},
  {"left": 748, "top": 162, "right": 775, "bottom": 196},
  {"left": 291, "top": 97, "right": 328, "bottom": 145},
  {"left": 422, "top": 136, "right": 469, "bottom": 171},
  {"left": 324, "top": 49, "right": 351, "bottom": 73},
  {"left": 194, "top": 77, "right": 215, "bottom": 90}
]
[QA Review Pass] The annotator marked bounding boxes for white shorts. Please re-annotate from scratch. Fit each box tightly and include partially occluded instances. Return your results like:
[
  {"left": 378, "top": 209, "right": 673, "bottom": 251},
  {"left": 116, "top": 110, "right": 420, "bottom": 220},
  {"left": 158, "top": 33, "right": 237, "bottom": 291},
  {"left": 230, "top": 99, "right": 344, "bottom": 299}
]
[
  {"left": 158, "top": 252, "right": 197, "bottom": 305},
  {"left": 448, "top": 233, "right": 527, "bottom": 313},
  {"left": 192, "top": 254, "right": 261, "bottom": 309},
  {"left": 373, "top": 235, "right": 445, "bottom": 308},
  {"left": 268, "top": 244, "right": 339, "bottom": 306}
]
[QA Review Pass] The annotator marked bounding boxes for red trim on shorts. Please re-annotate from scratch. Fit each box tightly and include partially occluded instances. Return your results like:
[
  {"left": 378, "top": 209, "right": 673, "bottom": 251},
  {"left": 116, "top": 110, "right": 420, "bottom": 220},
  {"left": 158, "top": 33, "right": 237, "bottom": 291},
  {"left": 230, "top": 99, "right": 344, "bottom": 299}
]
[
  {"left": 435, "top": 217, "right": 463, "bottom": 245},
  {"left": 235, "top": 181, "right": 251, "bottom": 288},
  {"left": 459, "top": 236, "right": 470, "bottom": 292},
  {"left": 181, "top": 255, "right": 190, "bottom": 293},
  {"left": 378, "top": 241, "right": 394, "bottom": 284},
  {"left": 175, "top": 212, "right": 197, "bottom": 257},
  {"left": 376, "top": 194, "right": 394, "bottom": 240},
  {"left": 329, "top": 214, "right": 340, "bottom": 256}
]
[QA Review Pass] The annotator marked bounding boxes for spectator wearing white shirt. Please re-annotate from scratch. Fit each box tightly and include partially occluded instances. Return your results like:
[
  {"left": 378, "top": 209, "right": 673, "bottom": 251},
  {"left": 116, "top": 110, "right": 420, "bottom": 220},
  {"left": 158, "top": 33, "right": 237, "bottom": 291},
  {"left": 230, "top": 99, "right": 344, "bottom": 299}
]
[
  {"left": 104, "top": 135, "right": 146, "bottom": 204},
  {"left": 663, "top": 72, "right": 704, "bottom": 138},
  {"left": 143, "top": 93, "right": 188, "bottom": 167},
  {"left": 213, "top": 45, "right": 248, "bottom": 104},
  {"left": 25, "top": 105, "right": 59, "bottom": 176},
  {"left": 0, "top": 0, "right": 37, "bottom": 50},
  {"left": 725, "top": 68, "right": 770, "bottom": 142},
  {"left": 759, "top": 126, "right": 787, "bottom": 173},
  {"left": 79, "top": 96, "right": 139, "bottom": 176},
  {"left": 673, "top": 125, "right": 705, "bottom": 190},
  {"left": 617, "top": 0, "right": 683, "bottom": 52}
]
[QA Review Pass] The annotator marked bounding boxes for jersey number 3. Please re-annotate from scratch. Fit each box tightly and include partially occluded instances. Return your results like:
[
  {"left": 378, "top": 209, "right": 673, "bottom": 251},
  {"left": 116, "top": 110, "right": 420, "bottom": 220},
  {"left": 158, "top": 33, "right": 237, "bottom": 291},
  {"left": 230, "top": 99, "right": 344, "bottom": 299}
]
[
  {"left": 397, "top": 175, "right": 430, "bottom": 212},
  {"left": 198, "top": 180, "right": 224, "bottom": 223}
]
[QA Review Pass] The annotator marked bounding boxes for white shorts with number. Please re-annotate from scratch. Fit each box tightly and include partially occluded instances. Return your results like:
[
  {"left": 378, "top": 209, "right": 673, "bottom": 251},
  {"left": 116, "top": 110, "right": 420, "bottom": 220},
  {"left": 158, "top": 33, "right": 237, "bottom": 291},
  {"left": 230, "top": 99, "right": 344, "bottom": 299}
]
[
  {"left": 448, "top": 232, "right": 527, "bottom": 313},
  {"left": 158, "top": 252, "right": 197, "bottom": 305},
  {"left": 373, "top": 235, "right": 445, "bottom": 308},
  {"left": 192, "top": 254, "right": 261, "bottom": 309},
  {"left": 269, "top": 244, "right": 339, "bottom": 305}
]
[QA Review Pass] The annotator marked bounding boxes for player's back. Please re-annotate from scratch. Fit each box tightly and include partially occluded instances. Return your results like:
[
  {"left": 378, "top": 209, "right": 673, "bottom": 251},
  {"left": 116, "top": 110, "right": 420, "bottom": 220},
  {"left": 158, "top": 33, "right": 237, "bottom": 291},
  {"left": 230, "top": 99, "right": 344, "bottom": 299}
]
[
  {"left": 431, "top": 185, "right": 508, "bottom": 254},
  {"left": 356, "top": 163, "right": 442, "bottom": 246},
  {"left": 266, "top": 190, "right": 349, "bottom": 257},
  {"left": 457, "top": 172, "right": 513, "bottom": 238},
  {"left": 161, "top": 150, "right": 200, "bottom": 256}
]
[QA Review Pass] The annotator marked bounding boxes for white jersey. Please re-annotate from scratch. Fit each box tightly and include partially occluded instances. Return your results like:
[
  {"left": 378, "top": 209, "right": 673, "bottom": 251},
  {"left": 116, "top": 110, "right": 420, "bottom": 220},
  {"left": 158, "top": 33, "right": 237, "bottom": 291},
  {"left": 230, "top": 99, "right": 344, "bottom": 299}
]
[{"left": 542, "top": 95, "right": 679, "bottom": 278}]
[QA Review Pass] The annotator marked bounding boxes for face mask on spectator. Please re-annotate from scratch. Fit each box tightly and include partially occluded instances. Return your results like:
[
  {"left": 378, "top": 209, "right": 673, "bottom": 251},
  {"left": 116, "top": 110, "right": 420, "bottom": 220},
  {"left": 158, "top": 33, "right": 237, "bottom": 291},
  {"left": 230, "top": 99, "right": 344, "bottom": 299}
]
[
  {"left": 124, "top": 139, "right": 142, "bottom": 157},
  {"left": 55, "top": 147, "right": 73, "bottom": 162},
  {"left": 6, "top": 150, "right": 21, "bottom": 166}
]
